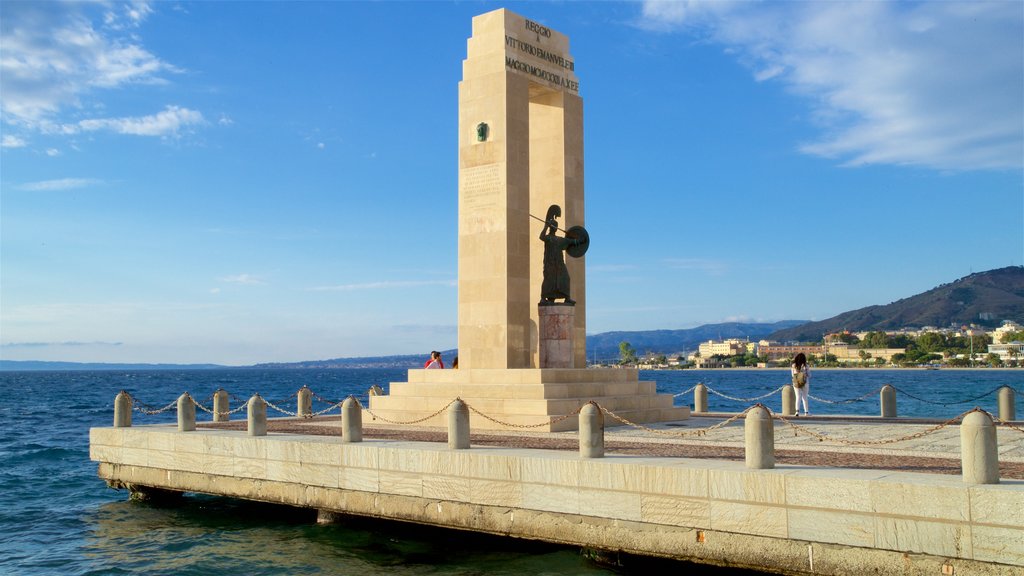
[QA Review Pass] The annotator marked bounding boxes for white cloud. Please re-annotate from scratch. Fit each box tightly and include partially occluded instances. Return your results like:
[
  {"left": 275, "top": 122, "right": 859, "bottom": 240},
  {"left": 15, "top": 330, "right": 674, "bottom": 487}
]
[
  {"left": 0, "top": 2, "right": 201, "bottom": 140},
  {"left": 19, "top": 177, "right": 102, "bottom": 191},
  {"left": 310, "top": 279, "right": 456, "bottom": 291},
  {"left": 45, "top": 148, "right": 60, "bottom": 156},
  {"left": 59, "top": 105, "right": 204, "bottom": 137},
  {"left": 1, "top": 340, "right": 122, "bottom": 348},
  {"left": 2, "top": 135, "right": 27, "bottom": 148},
  {"left": 220, "top": 274, "right": 266, "bottom": 286},
  {"left": 640, "top": 1, "right": 1023, "bottom": 171}
]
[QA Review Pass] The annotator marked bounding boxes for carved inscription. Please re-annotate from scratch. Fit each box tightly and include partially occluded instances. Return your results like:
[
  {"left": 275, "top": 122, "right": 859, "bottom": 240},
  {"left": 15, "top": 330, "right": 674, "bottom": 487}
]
[{"left": 462, "top": 164, "right": 502, "bottom": 211}]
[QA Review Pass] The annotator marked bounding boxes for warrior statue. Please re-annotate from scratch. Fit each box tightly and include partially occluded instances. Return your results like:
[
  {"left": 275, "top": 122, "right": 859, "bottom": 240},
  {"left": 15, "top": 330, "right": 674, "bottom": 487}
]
[{"left": 539, "top": 204, "right": 585, "bottom": 306}]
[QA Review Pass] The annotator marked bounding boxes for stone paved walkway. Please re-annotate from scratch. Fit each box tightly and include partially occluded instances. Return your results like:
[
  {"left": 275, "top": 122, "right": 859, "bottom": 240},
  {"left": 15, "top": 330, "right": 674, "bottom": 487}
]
[{"left": 201, "top": 412, "right": 1024, "bottom": 479}]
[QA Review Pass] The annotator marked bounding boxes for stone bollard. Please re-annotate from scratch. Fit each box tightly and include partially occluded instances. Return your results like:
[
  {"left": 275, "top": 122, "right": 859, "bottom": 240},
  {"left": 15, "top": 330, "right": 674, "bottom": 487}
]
[
  {"left": 448, "top": 399, "right": 470, "bottom": 450},
  {"left": 297, "top": 386, "right": 312, "bottom": 418},
  {"left": 579, "top": 402, "right": 604, "bottom": 458},
  {"left": 880, "top": 384, "right": 897, "bottom": 418},
  {"left": 248, "top": 394, "right": 267, "bottom": 437},
  {"left": 342, "top": 396, "right": 362, "bottom": 443},
  {"left": 177, "top": 393, "right": 196, "bottom": 432},
  {"left": 213, "top": 389, "right": 229, "bottom": 422},
  {"left": 694, "top": 383, "right": 708, "bottom": 413},
  {"left": 781, "top": 385, "right": 796, "bottom": 417},
  {"left": 114, "top": 391, "right": 132, "bottom": 427},
  {"left": 998, "top": 386, "right": 1016, "bottom": 422},
  {"left": 744, "top": 405, "right": 775, "bottom": 469},
  {"left": 960, "top": 410, "right": 999, "bottom": 484}
]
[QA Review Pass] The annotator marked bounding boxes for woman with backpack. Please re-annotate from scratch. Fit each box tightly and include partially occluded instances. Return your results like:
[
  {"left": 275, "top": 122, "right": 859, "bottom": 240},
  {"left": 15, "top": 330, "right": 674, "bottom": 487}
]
[{"left": 791, "top": 353, "right": 810, "bottom": 416}]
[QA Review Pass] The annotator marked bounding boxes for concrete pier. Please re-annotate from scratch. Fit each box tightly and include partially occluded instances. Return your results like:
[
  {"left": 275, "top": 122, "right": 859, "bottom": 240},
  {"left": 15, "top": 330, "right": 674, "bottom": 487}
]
[{"left": 90, "top": 416, "right": 1024, "bottom": 575}]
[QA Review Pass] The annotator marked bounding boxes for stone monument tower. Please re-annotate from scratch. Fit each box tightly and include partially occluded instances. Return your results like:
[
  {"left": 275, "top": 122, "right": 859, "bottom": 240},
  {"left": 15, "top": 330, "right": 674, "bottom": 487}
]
[
  {"left": 367, "top": 9, "right": 688, "bottom": 431},
  {"left": 457, "top": 8, "right": 585, "bottom": 370}
]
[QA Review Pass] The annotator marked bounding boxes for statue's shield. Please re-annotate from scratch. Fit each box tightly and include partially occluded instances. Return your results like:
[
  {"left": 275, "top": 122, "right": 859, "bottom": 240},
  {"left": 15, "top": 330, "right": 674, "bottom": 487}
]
[{"left": 566, "top": 225, "right": 590, "bottom": 258}]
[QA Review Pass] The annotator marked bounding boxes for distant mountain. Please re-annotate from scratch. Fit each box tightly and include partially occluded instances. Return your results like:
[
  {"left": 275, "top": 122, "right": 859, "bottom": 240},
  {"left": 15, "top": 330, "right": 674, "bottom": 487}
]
[
  {"left": 0, "top": 360, "right": 226, "bottom": 371},
  {"left": 768, "top": 266, "right": 1024, "bottom": 342},
  {"left": 586, "top": 320, "right": 807, "bottom": 362},
  {"left": 250, "top": 349, "right": 458, "bottom": 370}
]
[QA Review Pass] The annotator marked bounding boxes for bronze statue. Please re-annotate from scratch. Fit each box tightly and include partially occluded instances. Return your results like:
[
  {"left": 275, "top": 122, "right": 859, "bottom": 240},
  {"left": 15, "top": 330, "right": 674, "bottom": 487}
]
[{"left": 538, "top": 204, "right": 588, "bottom": 306}]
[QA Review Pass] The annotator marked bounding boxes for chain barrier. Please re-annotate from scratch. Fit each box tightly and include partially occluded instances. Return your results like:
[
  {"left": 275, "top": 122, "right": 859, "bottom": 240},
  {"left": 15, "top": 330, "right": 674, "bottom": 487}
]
[
  {"left": 704, "top": 384, "right": 785, "bottom": 403},
  {"left": 672, "top": 384, "right": 699, "bottom": 398},
  {"left": 311, "top": 390, "right": 343, "bottom": 406},
  {"left": 118, "top": 387, "right": 1024, "bottom": 448},
  {"left": 263, "top": 397, "right": 299, "bottom": 417},
  {"left": 193, "top": 401, "right": 248, "bottom": 417},
  {"left": 364, "top": 398, "right": 458, "bottom": 425},
  {"left": 771, "top": 406, "right": 970, "bottom": 446},
  {"left": 310, "top": 402, "right": 343, "bottom": 417},
  {"left": 129, "top": 394, "right": 178, "bottom": 415},
  {"left": 892, "top": 385, "right": 1007, "bottom": 407},
  {"left": 466, "top": 402, "right": 582, "bottom": 429},
  {"left": 599, "top": 404, "right": 754, "bottom": 437},
  {"left": 808, "top": 387, "right": 882, "bottom": 405},
  {"left": 992, "top": 412, "right": 1024, "bottom": 435}
]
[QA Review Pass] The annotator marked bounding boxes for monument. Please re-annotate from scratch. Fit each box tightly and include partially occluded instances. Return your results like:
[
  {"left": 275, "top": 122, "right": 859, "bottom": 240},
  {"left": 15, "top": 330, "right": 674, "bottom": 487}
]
[{"left": 367, "top": 8, "right": 688, "bottom": 430}]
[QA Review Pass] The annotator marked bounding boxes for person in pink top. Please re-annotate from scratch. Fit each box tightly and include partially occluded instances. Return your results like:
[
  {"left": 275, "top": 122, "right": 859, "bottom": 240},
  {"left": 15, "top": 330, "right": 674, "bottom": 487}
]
[{"left": 424, "top": 351, "right": 444, "bottom": 369}]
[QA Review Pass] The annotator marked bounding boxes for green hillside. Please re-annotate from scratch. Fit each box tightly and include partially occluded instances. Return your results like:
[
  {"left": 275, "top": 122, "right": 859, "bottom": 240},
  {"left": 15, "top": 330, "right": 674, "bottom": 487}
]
[{"left": 768, "top": 266, "right": 1024, "bottom": 342}]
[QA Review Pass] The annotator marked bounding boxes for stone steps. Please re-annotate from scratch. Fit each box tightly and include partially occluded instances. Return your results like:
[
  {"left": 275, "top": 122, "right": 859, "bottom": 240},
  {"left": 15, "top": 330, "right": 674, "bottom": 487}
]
[
  {"left": 364, "top": 404, "right": 689, "bottom": 432},
  {"left": 386, "top": 380, "right": 658, "bottom": 399},
  {"left": 368, "top": 367, "right": 690, "bottom": 432}
]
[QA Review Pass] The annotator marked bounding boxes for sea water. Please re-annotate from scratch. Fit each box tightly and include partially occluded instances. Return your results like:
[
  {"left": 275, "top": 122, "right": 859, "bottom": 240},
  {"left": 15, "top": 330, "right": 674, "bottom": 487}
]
[{"left": 0, "top": 368, "right": 1019, "bottom": 575}]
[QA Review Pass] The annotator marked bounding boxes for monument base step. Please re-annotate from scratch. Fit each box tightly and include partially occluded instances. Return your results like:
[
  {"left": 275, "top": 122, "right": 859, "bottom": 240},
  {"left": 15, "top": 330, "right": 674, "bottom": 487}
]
[
  {"left": 366, "top": 367, "right": 690, "bottom": 432},
  {"left": 364, "top": 405, "right": 690, "bottom": 432}
]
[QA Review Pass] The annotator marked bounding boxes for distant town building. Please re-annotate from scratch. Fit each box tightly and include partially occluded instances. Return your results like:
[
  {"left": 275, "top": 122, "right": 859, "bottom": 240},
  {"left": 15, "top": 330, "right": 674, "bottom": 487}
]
[
  {"left": 826, "top": 343, "right": 905, "bottom": 363},
  {"left": 992, "top": 320, "right": 1023, "bottom": 343},
  {"left": 698, "top": 338, "right": 755, "bottom": 358},
  {"left": 987, "top": 341, "right": 1024, "bottom": 363},
  {"left": 689, "top": 355, "right": 728, "bottom": 368},
  {"left": 759, "top": 344, "right": 824, "bottom": 361}
]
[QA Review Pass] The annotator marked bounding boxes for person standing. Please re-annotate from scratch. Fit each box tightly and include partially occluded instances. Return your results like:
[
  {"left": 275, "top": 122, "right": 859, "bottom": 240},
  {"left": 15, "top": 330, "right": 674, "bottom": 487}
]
[
  {"left": 791, "top": 353, "right": 810, "bottom": 416},
  {"left": 425, "top": 351, "right": 444, "bottom": 369}
]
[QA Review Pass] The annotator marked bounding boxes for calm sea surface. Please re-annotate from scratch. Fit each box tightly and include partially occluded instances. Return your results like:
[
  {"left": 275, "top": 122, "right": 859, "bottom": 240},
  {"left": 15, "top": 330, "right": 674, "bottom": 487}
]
[{"left": 1, "top": 368, "right": 1020, "bottom": 575}]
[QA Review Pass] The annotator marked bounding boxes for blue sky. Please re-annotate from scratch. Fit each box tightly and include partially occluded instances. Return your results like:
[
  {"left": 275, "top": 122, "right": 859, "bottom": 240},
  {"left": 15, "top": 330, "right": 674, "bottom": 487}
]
[{"left": 2, "top": 1, "right": 1021, "bottom": 365}]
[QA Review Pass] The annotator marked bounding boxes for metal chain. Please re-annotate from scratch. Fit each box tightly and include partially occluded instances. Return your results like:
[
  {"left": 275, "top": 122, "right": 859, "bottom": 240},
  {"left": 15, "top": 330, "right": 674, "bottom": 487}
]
[
  {"left": 311, "top": 390, "right": 342, "bottom": 405},
  {"left": 992, "top": 412, "right": 1024, "bottom": 434},
  {"left": 364, "top": 399, "right": 458, "bottom": 425},
  {"left": 599, "top": 404, "right": 753, "bottom": 437},
  {"left": 263, "top": 397, "right": 299, "bottom": 417},
  {"left": 704, "top": 384, "right": 785, "bottom": 403},
  {"left": 672, "top": 385, "right": 699, "bottom": 398},
  {"left": 465, "top": 402, "right": 582, "bottom": 429},
  {"left": 311, "top": 402, "right": 343, "bottom": 417},
  {"left": 892, "top": 385, "right": 1006, "bottom": 406},
  {"left": 193, "top": 401, "right": 248, "bottom": 417},
  {"left": 131, "top": 397, "right": 178, "bottom": 415},
  {"left": 771, "top": 406, "right": 969, "bottom": 446},
  {"left": 808, "top": 387, "right": 883, "bottom": 405}
]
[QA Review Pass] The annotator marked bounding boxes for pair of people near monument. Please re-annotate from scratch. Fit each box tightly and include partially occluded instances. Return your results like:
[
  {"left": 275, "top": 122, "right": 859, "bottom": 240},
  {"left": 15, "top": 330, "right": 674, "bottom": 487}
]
[{"left": 791, "top": 353, "right": 811, "bottom": 416}]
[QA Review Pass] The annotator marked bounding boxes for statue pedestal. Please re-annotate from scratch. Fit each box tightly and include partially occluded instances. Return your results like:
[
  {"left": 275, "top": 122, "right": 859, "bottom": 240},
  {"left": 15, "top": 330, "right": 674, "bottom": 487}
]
[
  {"left": 366, "top": 368, "right": 689, "bottom": 432},
  {"left": 539, "top": 304, "right": 574, "bottom": 368}
]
